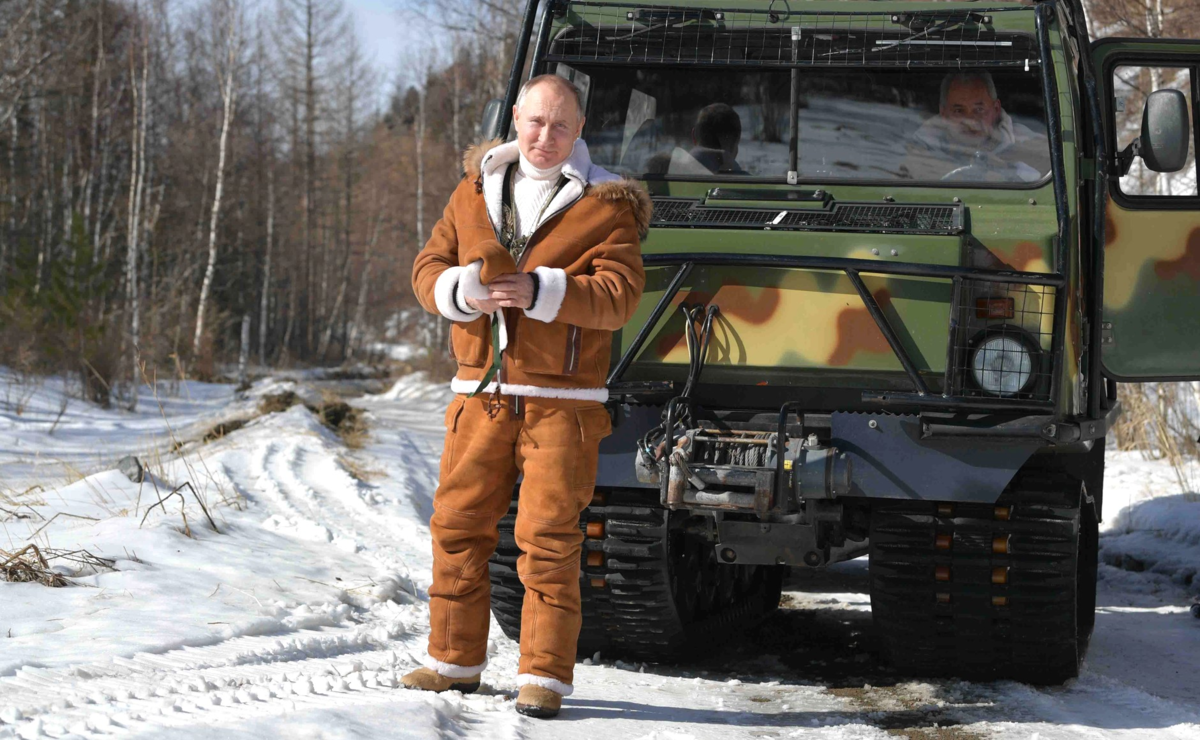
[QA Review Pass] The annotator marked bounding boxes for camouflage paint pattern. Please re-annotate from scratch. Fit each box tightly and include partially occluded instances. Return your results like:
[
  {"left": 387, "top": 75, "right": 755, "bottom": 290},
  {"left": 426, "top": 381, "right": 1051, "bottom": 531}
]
[
  {"left": 614, "top": 186, "right": 1068, "bottom": 397},
  {"left": 1102, "top": 202, "right": 1200, "bottom": 378}
]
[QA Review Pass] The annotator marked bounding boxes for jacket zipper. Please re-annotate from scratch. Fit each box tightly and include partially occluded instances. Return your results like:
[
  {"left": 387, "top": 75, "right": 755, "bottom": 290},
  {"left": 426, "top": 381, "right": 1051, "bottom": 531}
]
[
  {"left": 513, "top": 186, "right": 584, "bottom": 382},
  {"left": 564, "top": 324, "right": 581, "bottom": 375}
]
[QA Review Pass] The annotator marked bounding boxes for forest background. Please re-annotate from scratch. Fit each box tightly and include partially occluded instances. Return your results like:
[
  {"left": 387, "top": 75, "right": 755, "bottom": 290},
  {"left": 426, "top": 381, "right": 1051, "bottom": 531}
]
[{"left": 0, "top": 0, "right": 1198, "bottom": 473}]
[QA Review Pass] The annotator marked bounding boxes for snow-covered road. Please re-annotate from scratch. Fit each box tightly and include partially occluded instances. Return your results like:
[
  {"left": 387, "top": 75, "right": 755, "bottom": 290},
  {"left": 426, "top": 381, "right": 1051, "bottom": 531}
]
[{"left": 1, "top": 371, "right": 1198, "bottom": 739}]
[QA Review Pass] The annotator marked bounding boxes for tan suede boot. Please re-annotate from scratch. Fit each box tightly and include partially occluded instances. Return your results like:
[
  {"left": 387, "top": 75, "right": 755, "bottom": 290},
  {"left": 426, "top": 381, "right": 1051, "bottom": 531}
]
[
  {"left": 515, "top": 684, "right": 563, "bottom": 719},
  {"left": 400, "top": 667, "right": 481, "bottom": 694}
]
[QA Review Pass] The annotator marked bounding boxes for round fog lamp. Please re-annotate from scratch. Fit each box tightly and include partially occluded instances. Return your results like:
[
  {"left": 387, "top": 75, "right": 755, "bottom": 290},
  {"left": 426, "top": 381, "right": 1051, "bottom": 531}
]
[{"left": 971, "top": 335, "right": 1032, "bottom": 396}]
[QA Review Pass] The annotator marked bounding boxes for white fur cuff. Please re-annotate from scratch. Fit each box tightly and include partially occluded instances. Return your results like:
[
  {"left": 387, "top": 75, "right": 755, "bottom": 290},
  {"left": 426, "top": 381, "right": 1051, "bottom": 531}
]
[
  {"left": 435, "top": 267, "right": 482, "bottom": 323},
  {"left": 524, "top": 267, "right": 568, "bottom": 323},
  {"left": 449, "top": 377, "right": 608, "bottom": 402},
  {"left": 517, "top": 673, "right": 574, "bottom": 697},
  {"left": 459, "top": 260, "right": 490, "bottom": 303},
  {"left": 422, "top": 654, "right": 487, "bottom": 679}
]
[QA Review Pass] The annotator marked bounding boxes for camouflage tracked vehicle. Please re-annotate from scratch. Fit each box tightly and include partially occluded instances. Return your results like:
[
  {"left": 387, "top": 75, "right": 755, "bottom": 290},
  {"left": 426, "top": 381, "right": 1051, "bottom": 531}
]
[{"left": 482, "top": 0, "right": 1200, "bottom": 683}]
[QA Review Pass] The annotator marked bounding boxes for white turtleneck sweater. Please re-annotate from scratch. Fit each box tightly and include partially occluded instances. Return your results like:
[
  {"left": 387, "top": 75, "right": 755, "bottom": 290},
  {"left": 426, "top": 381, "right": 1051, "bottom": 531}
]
[{"left": 511, "top": 155, "right": 566, "bottom": 240}]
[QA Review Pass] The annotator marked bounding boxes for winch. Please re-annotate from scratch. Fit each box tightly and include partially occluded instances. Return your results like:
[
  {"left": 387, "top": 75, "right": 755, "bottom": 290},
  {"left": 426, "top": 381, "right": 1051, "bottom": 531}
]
[{"left": 635, "top": 422, "right": 852, "bottom": 518}]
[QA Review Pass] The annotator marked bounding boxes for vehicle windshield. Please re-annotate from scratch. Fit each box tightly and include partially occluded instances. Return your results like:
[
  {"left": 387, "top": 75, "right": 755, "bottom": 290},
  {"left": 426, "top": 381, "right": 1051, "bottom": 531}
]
[{"left": 570, "top": 65, "right": 1052, "bottom": 185}]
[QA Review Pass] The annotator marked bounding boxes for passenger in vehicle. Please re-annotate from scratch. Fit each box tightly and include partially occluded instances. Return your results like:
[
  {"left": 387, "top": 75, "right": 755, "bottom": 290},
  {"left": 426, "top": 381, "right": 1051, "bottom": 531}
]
[
  {"left": 901, "top": 71, "right": 1045, "bottom": 182},
  {"left": 666, "top": 103, "right": 749, "bottom": 175}
]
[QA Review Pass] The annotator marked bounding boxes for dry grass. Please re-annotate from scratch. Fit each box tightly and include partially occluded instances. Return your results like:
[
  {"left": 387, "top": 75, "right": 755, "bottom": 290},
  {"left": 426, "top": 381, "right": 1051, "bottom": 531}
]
[
  {"left": 202, "top": 418, "right": 248, "bottom": 443},
  {"left": 140, "top": 480, "right": 220, "bottom": 536},
  {"left": 0, "top": 545, "right": 115, "bottom": 587},
  {"left": 258, "top": 390, "right": 300, "bottom": 415},
  {"left": 338, "top": 454, "right": 386, "bottom": 482},
  {"left": 257, "top": 389, "right": 369, "bottom": 447},
  {"left": 315, "top": 399, "right": 369, "bottom": 448},
  {"left": 0, "top": 545, "right": 65, "bottom": 586}
]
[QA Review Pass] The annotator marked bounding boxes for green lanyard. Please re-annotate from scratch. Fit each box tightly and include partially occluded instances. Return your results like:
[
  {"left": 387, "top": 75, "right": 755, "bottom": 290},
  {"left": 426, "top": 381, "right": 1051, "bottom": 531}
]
[
  {"left": 467, "top": 164, "right": 569, "bottom": 400},
  {"left": 468, "top": 318, "right": 503, "bottom": 398}
]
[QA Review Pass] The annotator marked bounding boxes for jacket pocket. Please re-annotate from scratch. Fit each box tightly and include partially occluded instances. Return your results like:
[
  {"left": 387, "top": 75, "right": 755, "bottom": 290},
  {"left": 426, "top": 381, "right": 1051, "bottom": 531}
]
[
  {"left": 573, "top": 404, "right": 613, "bottom": 488},
  {"left": 450, "top": 318, "right": 489, "bottom": 368},
  {"left": 444, "top": 396, "right": 466, "bottom": 431},
  {"left": 511, "top": 316, "right": 574, "bottom": 376}
]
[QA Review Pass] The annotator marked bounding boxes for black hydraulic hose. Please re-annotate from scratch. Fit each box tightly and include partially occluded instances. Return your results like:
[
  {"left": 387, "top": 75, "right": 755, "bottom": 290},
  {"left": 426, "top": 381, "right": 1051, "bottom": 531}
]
[{"left": 694, "top": 304, "right": 720, "bottom": 391}]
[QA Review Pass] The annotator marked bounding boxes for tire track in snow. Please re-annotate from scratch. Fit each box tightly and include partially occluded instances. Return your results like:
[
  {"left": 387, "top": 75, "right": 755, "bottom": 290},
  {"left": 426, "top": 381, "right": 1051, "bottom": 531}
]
[
  {"left": 0, "top": 620, "right": 518, "bottom": 739},
  {"left": 0, "top": 400, "right": 530, "bottom": 740},
  {"left": 249, "top": 440, "right": 336, "bottom": 546},
  {"left": 267, "top": 437, "right": 428, "bottom": 598}
]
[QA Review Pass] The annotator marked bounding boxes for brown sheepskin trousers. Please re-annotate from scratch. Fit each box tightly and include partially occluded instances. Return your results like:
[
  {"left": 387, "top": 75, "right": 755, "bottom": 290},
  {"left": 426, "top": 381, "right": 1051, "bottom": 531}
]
[{"left": 426, "top": 393, "right": 612, "bottom": 689}]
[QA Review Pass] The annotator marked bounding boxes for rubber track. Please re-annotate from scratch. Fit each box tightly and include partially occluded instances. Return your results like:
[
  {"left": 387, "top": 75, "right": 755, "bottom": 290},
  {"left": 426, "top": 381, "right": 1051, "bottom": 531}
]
[
  {"left": 868, "top": 469, "right": 1084, "bottom": 684},
  {"left": 488, "top": 488, "right": 783, "bottom": 659}
]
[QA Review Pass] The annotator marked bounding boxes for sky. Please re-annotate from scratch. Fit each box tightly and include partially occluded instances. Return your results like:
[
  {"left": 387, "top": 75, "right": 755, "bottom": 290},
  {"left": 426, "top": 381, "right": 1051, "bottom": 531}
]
[{"left": 346, "top": 0, "right": 411, "bottom": 79}]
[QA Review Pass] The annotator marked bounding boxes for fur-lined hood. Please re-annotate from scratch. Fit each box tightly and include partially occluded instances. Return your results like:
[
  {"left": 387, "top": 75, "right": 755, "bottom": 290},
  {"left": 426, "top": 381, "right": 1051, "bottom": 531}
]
[{"left": 462, "top": 138, "right": 652, "bottom": 239}]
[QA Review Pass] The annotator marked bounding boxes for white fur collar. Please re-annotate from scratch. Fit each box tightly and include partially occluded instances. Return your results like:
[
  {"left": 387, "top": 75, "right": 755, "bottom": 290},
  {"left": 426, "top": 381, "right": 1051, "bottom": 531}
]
[{"left": 478, "top": 139, "right": 619, "bottom": 233}]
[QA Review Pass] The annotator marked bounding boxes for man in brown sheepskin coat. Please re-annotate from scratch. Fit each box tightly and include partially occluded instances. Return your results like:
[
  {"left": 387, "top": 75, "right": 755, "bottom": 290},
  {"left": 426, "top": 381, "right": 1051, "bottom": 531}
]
[{"left": 407, "top": 73, "right": 650, "bottom": 719}]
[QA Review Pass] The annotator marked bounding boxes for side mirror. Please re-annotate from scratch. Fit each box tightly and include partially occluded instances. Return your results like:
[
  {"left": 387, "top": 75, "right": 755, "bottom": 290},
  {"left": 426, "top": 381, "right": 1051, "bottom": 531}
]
[
  {"left": 1140, "top": 89, "right": 1190, "bottom": 173},
  {"left": 1117, "top": 88, "right": 1192, "bottom": 176},
  {"left": 478, "top": 99, "right": 503, "bottom": 141}
]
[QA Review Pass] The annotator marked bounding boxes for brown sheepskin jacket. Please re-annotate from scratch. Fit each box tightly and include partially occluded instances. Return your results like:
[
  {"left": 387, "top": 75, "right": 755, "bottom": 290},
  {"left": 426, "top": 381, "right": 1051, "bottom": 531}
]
[{"left": 412, "top": 138, "right": 650, "bottom": 401}]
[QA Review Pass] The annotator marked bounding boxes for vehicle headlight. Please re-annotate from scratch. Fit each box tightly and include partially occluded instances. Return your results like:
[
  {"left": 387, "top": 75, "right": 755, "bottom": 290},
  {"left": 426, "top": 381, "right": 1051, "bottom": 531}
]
[{"left": 971, "top": 335, "right": 1033, "bottom": 396}]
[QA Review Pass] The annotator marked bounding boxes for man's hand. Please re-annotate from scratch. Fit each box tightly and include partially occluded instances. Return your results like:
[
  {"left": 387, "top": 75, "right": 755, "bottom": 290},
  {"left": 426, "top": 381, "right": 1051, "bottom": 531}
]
[
  {"left": 464, "top": 295, "right": 502, "bottom": 313},
  {"left": 487, "top": 273, "right": 535, "bottom": 309}
]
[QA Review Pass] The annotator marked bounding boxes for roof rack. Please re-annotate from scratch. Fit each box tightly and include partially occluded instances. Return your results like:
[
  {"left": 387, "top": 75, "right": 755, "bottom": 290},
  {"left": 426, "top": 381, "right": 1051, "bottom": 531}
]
[{"left": 550, "top": 2, "right": 1040, "bottom": 68}]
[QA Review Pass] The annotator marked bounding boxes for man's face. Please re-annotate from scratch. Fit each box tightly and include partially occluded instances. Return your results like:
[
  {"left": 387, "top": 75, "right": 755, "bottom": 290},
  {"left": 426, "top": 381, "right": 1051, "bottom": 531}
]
[
  {"left": 940, "top": 80, "right": 1003, "bottom": 146},
  {"left": 513, "top": 82, "right": 585, "bottom": 169}
]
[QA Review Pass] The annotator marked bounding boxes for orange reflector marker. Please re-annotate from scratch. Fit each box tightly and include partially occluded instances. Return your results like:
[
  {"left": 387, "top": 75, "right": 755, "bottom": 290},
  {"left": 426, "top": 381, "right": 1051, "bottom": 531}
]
[
  {"left": 937, "top": 592, "right": 951, "bottom": 604},
  {"left": 976, "top": 297, "right": 1015, "bottom": 319},
  {"left": 586, "top": 521, "right": 605, "bottom": 539},
  {"left": 994, "top": 506, "right": 1011, "bottom": 521},
  {"left": 992, "top": 595, "right": 1008, "bottom": 607},
  {"left": 992, "top": 567, "right": 1009, "bottom": 585},
  {"left": 935, "top": 533, "right": 952, "bottom": 550},
  {"left": 935, "top": 566, "right": 951, "bottom": 581},
  {"left": 937, "top": 503, "right": 954, "bottom": 517},
  {"left": 587, "top": 551, "right": 604, "bottom": 567},
  {"left": 590, "top": 577, "right": 606, "bottom": 588},
  {"left": 992, "top": 535, "right": 1010, "bottom": 554}
]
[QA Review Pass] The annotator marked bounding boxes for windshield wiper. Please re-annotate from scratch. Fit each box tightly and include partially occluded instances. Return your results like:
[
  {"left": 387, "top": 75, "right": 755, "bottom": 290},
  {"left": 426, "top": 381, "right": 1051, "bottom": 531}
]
[
  {"left": 814, "top": 19, "right": 963, "bottom": 59},
  {"left": 871, "top": 18, "right": 965, "bottom": 53}
]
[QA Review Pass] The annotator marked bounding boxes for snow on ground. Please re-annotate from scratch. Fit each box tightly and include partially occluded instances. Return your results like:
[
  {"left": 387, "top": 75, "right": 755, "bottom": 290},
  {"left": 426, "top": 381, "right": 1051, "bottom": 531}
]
[{"left": 1, "top": 369, "right": 1199, "bottom": 739}]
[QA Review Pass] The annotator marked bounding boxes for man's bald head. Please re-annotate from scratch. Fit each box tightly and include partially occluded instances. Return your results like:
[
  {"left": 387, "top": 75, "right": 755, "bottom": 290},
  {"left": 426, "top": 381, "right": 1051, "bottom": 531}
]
[{"left": 515, "top": 74, "right": 585, "bottom": 120}]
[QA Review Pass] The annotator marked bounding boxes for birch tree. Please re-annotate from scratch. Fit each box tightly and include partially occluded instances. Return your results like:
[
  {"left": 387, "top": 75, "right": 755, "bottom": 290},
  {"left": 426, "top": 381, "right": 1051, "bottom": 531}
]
[
  {"left": 124, "top": 9, "right": 150, "bottom": 409},
  {"left": 318, "top": 33, "right": 371, "bottom": 359},
  {"left": 192, "top": 0, "right": 244, "bottom": 361}
]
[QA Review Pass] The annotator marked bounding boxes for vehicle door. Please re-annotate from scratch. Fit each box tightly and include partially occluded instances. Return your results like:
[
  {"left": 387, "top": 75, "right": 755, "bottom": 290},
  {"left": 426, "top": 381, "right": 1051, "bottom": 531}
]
[{"left": 1093, "top": 38, "right": 1200, "bottom": 379}]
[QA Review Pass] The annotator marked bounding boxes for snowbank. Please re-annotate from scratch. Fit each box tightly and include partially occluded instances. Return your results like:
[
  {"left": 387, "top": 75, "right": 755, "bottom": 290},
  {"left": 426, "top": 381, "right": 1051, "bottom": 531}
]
[{"left": 1100, "top": 452, "right": 1200, "bottom": 599}]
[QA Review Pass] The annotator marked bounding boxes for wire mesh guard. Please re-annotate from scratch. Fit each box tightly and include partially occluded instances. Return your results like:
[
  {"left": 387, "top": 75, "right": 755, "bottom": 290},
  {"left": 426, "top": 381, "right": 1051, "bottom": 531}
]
[
  {"left": 949, "top": 280, "right": 1055, "bottom": 402},
  {"left": 550, "top": 3, "right": 1039, "bottom": 68},
  {"left": 651, "top": 197, "right": 964, "bottom": 235}
]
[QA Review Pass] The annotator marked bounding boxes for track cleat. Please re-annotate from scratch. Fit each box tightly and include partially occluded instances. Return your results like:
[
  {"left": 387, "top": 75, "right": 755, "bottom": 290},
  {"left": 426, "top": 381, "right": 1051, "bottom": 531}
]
[
  {"left": 515, "top": 684, "right": 563, "bottom": 718},
  {"left": 400, "top": 667, "right": 480, "bottom": 694}
]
